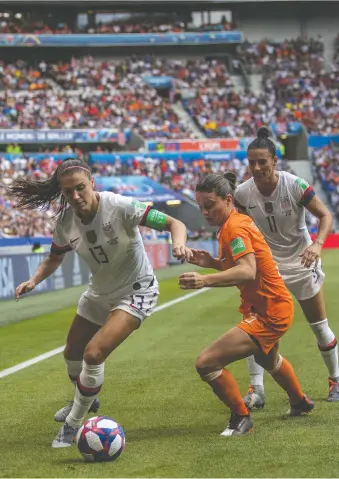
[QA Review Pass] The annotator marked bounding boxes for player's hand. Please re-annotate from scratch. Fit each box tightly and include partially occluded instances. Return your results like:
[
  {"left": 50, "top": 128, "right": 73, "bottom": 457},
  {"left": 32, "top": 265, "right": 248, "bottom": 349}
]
[
  {"left": 188, "top": 249, "right": 213, "bottom": 268},
  {"left": 15, "top": 280, "right": 36, "bottom": 301},
  {"left": 299, "top": 242, "right": 322, "bottom": 269},
  {"left": 179, "top": 272, "right": 205, "bottom": 289},
  {"left": 172, "top": 244, "right": 193, "bottom": 263}
]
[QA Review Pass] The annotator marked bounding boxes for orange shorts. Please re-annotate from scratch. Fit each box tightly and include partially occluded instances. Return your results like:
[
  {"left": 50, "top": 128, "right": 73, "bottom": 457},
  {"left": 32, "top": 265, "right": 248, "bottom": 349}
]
[{"left": 237, "top": 311, "right": 293, "bottom": 355}]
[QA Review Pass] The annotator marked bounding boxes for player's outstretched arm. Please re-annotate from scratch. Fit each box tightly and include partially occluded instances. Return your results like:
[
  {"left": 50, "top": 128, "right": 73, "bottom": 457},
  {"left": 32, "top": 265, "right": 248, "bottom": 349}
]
[
  {"left": 15, "top": 252, "right": 65, "bottom": 300},
  {"left": 143, "top": 208, "right": 192, "bottom": 262},
  {"left": 179, "top": 254, "right": 256, "bottom": 290},
  {"left": 300, "top": 196, "right": 333, "bottom": 268}
]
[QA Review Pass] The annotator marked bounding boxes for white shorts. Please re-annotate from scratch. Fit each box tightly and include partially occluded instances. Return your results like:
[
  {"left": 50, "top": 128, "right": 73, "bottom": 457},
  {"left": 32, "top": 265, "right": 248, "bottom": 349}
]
[
  {"left": 77, "top": 277, "right": 159, "bottom": 327},
  {"left": 281, "top": 261, "right": 325, "bottom": 302}
]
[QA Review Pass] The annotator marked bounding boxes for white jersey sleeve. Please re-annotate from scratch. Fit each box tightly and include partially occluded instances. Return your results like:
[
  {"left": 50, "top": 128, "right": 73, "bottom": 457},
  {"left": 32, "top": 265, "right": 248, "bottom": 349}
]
[
  {"left": 291, "top": 176, "right": 315, "bottom": 207},
  {"left": 117, "top": 196, "right": 150, "bottom": 228},
  {"left": 51, "top": 214, "right": 72, "bottom": 255}
]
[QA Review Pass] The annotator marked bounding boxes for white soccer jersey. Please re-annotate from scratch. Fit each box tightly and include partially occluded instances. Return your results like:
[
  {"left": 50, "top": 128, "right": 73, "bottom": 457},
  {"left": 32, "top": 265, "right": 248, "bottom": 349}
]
[
  {"left": 51, "top": 192, "right": 154, "bottom": 299},
  {"left": 234, "top": 171, "right": 315, "bottom": 270}
]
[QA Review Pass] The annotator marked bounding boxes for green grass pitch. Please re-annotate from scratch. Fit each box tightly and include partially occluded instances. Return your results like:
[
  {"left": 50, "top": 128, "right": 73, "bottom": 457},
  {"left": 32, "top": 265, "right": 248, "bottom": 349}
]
[{"left": 1, "top": 254, "right": 339, "bottom": 478}]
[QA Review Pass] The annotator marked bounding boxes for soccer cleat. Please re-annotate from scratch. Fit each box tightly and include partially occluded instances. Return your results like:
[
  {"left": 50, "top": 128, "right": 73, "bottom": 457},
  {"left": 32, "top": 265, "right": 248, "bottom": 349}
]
[
  {"left": 243, "top": 385, "right": 266, "bottom": 410},
  {"left": 328, "top": 379, "right": 339, "bottom": 402},
  {"left": 52, "top": 422, "right": 79, "bottom": 448},
  {"left": 287, "top": 395, "right": 315, "bottom": 417},
  {"left": 54, "top": 397, "right": 100, "bottom": 422},
  {"left": 220, "top": 413, "right": 253, "bottom": 437}
]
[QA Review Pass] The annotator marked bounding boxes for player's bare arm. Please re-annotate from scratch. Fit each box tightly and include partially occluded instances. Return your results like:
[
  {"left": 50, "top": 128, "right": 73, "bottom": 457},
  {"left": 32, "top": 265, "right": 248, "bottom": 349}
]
[
  {"left": 15, "top": 252, "right": 65, "bottom": 300},
  {"left": 179, "top": 253, "right": 256, "bottom": 289},
  {"left": 143, "top": 207, "right": 192, "bottom": 261},
  {"left": 300, "top": 196, "right": 333, "bottom": 268}
]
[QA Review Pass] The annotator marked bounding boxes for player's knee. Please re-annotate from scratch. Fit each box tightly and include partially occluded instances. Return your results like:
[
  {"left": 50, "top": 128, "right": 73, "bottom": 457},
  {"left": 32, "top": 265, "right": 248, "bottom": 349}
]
[
  {"left": 83, "top": 344, "right": 105, "bottom": 365},
  {"left": 64, "top": 340, "right": 84, "bottom": 361},
  {"left": 195, "top": 351, "right": 221, "bottom": 375}
]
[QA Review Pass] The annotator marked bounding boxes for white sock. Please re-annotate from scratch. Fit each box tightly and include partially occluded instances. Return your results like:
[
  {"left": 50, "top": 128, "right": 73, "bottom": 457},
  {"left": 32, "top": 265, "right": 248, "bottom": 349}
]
[
  {"left": 310, "top": 319, "right": 339, "bottom": 380},
  {"left": 65, "top": 358, "right": 82, "bottom": 386},
  {"left": 66, "top": 361, "right": 105, "bottom": 427},
  {"left": 247, "top": 355, "right": 265, "bottom": 388}
]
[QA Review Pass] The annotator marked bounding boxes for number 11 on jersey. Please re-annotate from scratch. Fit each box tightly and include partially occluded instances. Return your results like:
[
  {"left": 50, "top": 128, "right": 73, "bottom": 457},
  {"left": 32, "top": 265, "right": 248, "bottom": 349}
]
[{"left": 267, "top": 216, "right": 278, "bottom": 233}]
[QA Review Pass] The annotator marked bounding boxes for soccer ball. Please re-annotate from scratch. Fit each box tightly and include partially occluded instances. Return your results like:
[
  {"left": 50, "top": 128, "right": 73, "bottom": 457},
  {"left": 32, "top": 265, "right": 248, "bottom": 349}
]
[{"left": 76, "top": 416, "right": 125, "bottom": 462}]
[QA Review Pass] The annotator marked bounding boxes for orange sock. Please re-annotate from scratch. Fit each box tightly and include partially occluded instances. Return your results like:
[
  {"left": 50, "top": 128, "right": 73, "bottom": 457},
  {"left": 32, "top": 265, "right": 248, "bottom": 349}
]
[
  {"left": 270, "top": 357, "right": 305, "bottom": 405},
  {"left": 208, "top": 369, "right": 249, "bottom": 416}
]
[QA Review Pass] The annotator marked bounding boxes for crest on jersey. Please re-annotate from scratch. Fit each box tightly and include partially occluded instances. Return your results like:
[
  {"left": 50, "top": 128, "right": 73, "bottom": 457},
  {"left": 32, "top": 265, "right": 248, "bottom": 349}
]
[
  {"left": 102, "top": 221, "right": 114, "bottom": 236},
  {"left": 264, "top": 202, "right": 273, "bottom": 214},
  {"left": 280, "top": 195, "right": 292, "bottom": 216},
  {"left": 86, "top": 230, "right": 97, "bottom": 244}
]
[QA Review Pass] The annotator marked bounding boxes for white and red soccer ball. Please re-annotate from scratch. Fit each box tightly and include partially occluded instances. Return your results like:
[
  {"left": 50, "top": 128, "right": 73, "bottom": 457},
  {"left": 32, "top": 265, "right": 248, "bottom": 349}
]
[{"left": 76, "top": 416, "right": 125, "bottom": 462}]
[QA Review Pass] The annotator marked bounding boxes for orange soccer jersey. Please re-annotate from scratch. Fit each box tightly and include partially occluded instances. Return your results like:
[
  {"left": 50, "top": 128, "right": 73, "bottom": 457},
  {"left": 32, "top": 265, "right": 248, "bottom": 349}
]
[{"left": 218, "top": 209, "right": 294, "bottom": 353}]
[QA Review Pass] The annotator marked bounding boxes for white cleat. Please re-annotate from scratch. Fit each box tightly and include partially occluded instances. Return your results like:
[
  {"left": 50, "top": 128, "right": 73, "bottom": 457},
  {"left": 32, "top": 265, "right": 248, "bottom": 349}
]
[{"left": 52, "top": 422, "right": 79, "bottom": 448}]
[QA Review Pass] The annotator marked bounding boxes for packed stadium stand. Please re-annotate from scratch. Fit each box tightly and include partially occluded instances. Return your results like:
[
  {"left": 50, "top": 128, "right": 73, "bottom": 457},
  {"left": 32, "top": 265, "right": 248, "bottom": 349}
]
[{"left": 0, "top": 1, "right": 338, "bottom": 240}]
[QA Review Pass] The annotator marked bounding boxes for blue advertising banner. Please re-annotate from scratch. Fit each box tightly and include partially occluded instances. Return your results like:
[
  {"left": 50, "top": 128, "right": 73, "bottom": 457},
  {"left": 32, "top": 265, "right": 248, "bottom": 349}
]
[
  {"left": 94, "top": 175, "right": 186, "bottom": 203},
  {"left": 0, "top": 31, "right": 242, "bottom": 47},
  {"left": 3, "top": 153, "right": 77, "bottom": 162},
  {"left": 90, "top": 150, "right": 249, "bottom": 164},
  {"left": 0, "top": 129, "right": 130, "bottom": 144},
  {"left": 308, "top": 135, "right": 339, "bottom": 148},
  {"left": 142, "top": 75, "right": 173, "bottom": 89}
]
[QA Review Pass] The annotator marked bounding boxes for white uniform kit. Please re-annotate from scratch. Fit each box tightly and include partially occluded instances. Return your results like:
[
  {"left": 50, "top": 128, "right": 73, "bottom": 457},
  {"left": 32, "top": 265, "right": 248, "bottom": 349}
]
[
  {"left": 235, "top": 171, "right": 324, "bottom": 301},
  {"left": 51, "top": 192, "right": 159, "bottom": 325}
]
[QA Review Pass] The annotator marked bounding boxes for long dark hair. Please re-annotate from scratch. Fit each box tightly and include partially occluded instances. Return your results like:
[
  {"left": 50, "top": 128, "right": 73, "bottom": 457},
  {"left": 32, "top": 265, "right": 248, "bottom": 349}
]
[
  {"left": 196, "top": 171, "right": 237, "bottom": 198},
  {"left": 8, "top": 158, "right": 92, "bottom": 217},
  {"left": 247, "top": 127, "right": 277, "bottom": 157}
]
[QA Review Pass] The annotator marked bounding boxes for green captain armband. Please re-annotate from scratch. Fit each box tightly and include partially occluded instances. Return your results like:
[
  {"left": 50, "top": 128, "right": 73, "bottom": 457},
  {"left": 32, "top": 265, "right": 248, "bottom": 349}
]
[{"left": 145, "top": 209, "right": 168, "bottom": 231}]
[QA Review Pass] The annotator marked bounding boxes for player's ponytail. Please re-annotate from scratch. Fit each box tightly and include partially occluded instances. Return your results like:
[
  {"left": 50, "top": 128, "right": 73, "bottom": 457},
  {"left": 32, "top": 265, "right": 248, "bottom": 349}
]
[
  {"left": 8, "top": 158, "right": 92, "bottom": 217},
  {"left": 196, "top": 171, "right": 237, "bottom": 199},
  {"left": 247, "top": 127, "right": 276, "bottom": 157},
  {"left": 223, "top": 171, "right": 236, "bottom": 192}
]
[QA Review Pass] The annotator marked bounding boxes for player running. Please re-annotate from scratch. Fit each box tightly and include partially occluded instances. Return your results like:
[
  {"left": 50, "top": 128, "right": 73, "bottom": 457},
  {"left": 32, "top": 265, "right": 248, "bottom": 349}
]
[
  {"left": 234, "top": 127, "right": 338, "bottom": 409},
  {"left": 11, "top": 158, "right": 192, "bottom": 448},
  {"left": 179, "top": 171, "right": 314, "bottom": 436}
]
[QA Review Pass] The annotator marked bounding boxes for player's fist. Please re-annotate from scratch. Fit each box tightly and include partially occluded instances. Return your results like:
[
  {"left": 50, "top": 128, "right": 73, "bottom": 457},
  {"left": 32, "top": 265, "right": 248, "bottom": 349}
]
[
  {"left": 179, "top": 272, "right": 205, "bottom": 290},
  {"left": 172, "top": 244, "right": 193, "bottom": 263},
  {"left": 15, "top": 280, "right": 36, "bottom": 301}
]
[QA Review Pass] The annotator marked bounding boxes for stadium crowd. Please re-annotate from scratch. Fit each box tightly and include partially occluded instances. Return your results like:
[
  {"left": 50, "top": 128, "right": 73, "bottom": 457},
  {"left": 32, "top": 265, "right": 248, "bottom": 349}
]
[
  {"left": 0, "top": 152, "right": 304, "bottom": 239},
  {"left": 0, "top": 57, "right": 196, "bottom": 140},
  {"left": 1, "top": 39, "right": 339, "bottom": 139},
  {"left": 0, "top": 12, "right": 235, "bottom": 35},
  {"left": 313, "top": 145, "right": 339, "bottom": 219}
]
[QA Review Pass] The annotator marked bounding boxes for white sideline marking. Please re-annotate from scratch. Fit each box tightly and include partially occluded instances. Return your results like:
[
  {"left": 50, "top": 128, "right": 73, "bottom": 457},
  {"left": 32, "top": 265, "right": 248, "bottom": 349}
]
[{"left": 0, "top": 288, "right": 210, "bottom": 379}]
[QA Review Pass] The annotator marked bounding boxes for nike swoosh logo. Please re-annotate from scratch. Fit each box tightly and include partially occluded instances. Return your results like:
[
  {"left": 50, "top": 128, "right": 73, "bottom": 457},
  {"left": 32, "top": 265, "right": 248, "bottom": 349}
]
[
  {"left": 70, "top": 237, "right": 80, "bottom": 244},
  {"left": 249, "top": 206, "right": 257, "bottom": 209}
]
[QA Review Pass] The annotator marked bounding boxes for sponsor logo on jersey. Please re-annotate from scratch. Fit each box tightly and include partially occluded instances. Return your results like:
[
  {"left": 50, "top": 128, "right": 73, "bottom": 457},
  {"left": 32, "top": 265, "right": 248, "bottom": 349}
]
[
  {"left": 69, "top": 237, "right": 80, "bottom": 247},
  {"left": 86, "top": 230, "right": 97, "bottom": 244},
  {"left": 230, "top": 237, "right": 246, "bottom": 256},
  {"left": 264, "top": 202, "right": 273, "bottom": 214}
]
